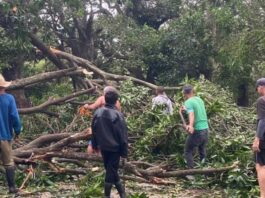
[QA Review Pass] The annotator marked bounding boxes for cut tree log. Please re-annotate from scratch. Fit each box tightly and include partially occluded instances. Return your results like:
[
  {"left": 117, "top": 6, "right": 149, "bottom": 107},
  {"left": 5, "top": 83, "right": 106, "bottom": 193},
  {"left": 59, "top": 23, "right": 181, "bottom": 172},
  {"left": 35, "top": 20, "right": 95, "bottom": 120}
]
[
  {"left": 31, "top": 151, "right": 102, "bottom": 162},
  {"left": 14, "top": 129, "right": 92, "bottom": 158},
  {"left": 18, "top": 133, "right": 73, "bottom": 150},
  {"left": 132, "top": 162, "right": 239, "bottom": 178}
]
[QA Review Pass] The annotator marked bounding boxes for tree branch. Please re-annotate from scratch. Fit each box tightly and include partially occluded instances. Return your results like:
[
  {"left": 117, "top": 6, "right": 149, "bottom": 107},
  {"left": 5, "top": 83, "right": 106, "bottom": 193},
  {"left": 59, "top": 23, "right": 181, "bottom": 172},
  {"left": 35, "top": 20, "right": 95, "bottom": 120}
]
[
  {"left": 8, "top": 67, "right": 90, "bottom": 90},
  {"left": 14, "top": 130, "right": 91, "bottom": 158},
  {"left": 51, "top": 48, "right": 181, "bottom": 91},
  {"left": 18, "top": 88, "right": 95, "bottom": 114},
  {"left": 28, "top": 32, "right": 67, "bottom": 70}
]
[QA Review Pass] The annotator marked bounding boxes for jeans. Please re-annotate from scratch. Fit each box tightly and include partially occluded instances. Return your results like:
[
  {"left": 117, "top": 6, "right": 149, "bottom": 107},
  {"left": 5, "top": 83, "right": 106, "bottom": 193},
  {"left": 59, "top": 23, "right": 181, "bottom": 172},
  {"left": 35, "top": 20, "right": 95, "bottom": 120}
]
[
  {"left": 101, "top": 150, "right": 121, "bottom": 184},
  {"left": 184, "top": 129, "right": 208, "bottom": 168}
]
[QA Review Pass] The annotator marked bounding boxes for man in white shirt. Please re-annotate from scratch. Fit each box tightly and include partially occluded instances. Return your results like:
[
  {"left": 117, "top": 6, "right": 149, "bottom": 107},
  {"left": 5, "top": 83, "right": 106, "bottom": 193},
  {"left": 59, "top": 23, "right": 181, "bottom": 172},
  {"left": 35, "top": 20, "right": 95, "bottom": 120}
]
[{"left": 152, "top": 86, "right": 173, "bottom": 115}]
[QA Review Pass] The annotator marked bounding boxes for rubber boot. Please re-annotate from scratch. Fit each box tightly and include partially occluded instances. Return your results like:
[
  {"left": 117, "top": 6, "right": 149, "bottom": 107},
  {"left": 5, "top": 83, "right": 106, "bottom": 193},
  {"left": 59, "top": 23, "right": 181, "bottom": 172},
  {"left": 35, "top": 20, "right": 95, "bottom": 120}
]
[
  {"left": 115, "top": 181, "right": 126, "bottom": 198},
  {"left": 5, "top": 166, "right": 19, "bottom": 194},
  {"left": 104, "top": 182, "right": 112, "bottom": 198}
]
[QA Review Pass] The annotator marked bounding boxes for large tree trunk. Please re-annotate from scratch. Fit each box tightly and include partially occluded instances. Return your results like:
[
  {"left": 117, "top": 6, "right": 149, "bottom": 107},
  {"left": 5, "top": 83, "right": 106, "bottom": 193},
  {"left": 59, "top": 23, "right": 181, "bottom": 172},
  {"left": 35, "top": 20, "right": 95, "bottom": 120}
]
[{"left": 66, "top": 15, "right": 96, "bottom": 62}]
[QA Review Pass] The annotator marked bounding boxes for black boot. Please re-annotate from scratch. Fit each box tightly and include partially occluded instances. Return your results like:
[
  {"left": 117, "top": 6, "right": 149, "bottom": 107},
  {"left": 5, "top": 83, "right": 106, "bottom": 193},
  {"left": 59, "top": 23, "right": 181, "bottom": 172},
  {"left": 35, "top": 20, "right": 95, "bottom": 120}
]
[
  {"left": 104, "top": 182, "right": 112, "bottom": 198},
  {"left": 115, "top": 181, "right": 126, "bottom": 198},
  {"left": 5, "top": 166, "right": 19, "bottom": 194}
]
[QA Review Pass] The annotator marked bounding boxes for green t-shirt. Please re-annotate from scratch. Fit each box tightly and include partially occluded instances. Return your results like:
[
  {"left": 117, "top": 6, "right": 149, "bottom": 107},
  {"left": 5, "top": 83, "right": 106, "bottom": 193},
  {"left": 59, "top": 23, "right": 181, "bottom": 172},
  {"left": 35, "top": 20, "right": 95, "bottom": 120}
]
[{"left": 184, "top": 96, "right": 208, "bottom": 130}]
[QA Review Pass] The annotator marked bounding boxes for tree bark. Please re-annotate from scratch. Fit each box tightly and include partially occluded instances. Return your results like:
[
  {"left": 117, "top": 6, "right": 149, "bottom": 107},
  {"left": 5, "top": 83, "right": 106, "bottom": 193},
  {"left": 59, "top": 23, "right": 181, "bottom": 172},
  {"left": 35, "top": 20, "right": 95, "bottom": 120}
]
[
  {"left": 28, "top": 32, "right": 67, "bottom": 70},
  {"left": 14, "top": 130, "right": 91, "bottom": 158},
  {"left": 8, "top": 67, "right": 90, "bottom": 91}
]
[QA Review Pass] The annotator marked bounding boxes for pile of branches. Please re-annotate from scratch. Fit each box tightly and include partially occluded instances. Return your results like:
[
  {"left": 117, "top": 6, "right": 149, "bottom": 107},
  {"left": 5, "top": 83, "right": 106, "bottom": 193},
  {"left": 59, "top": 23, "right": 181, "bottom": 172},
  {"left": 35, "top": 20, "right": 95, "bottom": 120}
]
[{"left": 11, "top": 127, "right": 238, "bottom": 190}]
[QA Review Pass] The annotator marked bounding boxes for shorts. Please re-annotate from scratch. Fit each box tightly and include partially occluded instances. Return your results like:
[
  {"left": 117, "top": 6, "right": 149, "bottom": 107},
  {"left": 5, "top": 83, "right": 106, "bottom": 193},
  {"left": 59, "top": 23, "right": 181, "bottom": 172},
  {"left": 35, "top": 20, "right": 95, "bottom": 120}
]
[
  {"left": 0, "top": 140, "right": 14, "bottom": 167},
  {"left": 255, "top": 149, "right": 265, "bottom": 166}
]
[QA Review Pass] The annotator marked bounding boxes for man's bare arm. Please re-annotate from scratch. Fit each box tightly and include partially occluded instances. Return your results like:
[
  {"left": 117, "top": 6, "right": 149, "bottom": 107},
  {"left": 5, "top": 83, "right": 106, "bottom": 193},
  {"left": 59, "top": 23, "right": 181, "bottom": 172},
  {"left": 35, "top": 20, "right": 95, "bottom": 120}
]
[{"left": 187, "top": 112, "right": 195, "bottom": 134}]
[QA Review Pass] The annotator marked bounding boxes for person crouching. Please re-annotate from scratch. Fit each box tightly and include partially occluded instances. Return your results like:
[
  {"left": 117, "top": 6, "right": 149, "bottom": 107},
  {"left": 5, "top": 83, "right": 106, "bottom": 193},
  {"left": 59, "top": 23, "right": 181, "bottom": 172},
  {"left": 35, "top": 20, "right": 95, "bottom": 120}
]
[{"left": 91, "top": 88, "right": 128, "bottom": 198}]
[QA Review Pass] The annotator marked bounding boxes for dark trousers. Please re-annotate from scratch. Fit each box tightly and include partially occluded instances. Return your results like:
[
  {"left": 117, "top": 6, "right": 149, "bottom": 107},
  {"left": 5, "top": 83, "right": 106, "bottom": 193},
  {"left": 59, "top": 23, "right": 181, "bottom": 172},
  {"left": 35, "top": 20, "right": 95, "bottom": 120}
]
[
  {"left": 101, "top": 150, "right": 121, "bottom": 184},
  {"left": 184, "top": 129, "right": 208, "bottom": 168}
]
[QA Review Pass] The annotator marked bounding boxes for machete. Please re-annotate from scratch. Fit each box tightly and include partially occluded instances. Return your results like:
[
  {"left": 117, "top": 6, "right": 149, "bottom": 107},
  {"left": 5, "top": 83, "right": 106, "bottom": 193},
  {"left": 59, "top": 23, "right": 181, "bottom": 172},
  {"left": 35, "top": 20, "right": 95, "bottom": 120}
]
[{"left": 179, "top": 109, "right": 187, "bottom": 128}]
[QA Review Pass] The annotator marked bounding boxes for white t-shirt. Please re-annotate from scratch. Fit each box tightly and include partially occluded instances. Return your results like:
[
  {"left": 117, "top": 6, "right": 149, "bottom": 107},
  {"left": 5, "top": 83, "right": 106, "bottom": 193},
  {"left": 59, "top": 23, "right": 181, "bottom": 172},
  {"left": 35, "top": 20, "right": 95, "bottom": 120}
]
[{"left": 152, "top": 94, "right": 173, "bottom": 115}]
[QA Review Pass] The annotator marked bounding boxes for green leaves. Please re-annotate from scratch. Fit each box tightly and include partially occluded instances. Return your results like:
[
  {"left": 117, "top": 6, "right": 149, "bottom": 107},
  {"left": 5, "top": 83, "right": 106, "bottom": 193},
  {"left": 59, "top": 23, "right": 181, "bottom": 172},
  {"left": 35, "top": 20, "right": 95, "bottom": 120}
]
[
  {"left": 129, "top": 193, "right": 149, "bottom": 198},
  {"left": 78, "top": 172, "right": 104, "bottom": 198},
  {"left": 122, "top": 77, "right": 257, "bottom": 196},
  {"left": 120, "top": 80, "right": 151, "bottom": 113}
]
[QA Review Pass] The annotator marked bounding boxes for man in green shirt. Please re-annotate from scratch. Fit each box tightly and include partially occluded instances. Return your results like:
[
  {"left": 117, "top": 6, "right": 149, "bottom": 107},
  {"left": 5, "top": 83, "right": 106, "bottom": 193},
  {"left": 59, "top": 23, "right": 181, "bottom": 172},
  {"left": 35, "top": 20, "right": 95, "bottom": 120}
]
[{"left": 181, "top": 85, "right": 209, "bottom": 168}]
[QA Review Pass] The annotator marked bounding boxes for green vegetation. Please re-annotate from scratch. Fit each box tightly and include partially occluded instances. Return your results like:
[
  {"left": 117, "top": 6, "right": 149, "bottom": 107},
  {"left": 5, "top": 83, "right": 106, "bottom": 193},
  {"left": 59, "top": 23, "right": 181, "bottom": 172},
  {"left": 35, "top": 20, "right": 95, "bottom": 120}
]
[
  {"left": 0, "top": 0, "right": 264, "bottom": 197},
  {"left": 122, "top": 78, "right": 258, "bottom": 197}
]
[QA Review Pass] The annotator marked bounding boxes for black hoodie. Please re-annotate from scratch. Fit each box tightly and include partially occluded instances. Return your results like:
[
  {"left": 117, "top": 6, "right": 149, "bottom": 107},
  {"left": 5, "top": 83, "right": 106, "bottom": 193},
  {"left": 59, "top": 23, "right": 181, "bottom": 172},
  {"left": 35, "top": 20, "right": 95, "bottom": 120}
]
[{"left": 91, "top": 104, "right": 128, "bottom": 157}]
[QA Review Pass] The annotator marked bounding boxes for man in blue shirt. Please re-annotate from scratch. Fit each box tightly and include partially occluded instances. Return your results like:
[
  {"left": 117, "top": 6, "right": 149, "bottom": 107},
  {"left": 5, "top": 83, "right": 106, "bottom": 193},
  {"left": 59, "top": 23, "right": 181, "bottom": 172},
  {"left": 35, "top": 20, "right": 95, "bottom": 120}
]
[{"left": 0, "top": 74, "right": 21, "bottom": 194}]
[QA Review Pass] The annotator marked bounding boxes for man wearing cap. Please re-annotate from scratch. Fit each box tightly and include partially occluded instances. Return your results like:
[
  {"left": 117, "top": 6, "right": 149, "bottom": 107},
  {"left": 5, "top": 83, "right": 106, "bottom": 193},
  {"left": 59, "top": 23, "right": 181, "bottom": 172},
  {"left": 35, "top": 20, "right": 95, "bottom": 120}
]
[
  {"left": 181, "top": 85, "right": 209, "bottom": 169},
  {"left": 84, "top": 86, "right": 122, "bottom": 154},
  {"left": 253, "top": 78, "right": 265, "bottom": 198},
  {"left": 152, "top": 86, "right": 173, "bottom": 115},
  {"left": 0, "top": 74, "right": 21, "bottom": 193},
  {"left": 91, "top": 87, "right": 128, "bottom": 198}
]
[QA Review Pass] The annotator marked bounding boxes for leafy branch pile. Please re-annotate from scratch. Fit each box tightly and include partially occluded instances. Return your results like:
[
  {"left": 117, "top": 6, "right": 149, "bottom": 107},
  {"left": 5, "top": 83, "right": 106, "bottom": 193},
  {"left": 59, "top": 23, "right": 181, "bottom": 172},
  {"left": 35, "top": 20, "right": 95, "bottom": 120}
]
[
  {"left": 122, "top": 77, "right": 258, "bottom": 197},
  {"left": 0, "top": 77, "right": 257, "bottom": 197}
]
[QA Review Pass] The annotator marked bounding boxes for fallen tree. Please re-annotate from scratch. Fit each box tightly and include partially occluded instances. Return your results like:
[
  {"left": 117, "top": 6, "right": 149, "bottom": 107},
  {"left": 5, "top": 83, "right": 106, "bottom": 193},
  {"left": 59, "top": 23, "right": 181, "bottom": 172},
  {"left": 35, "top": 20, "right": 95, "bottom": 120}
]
[
  {"left": 12, "top": 128, "right": 238, "bottom": 188},
  {"left": 7, "top": 67, "right": 91, "bottom": 91},
  {"left": 51, "top": 48, "right": 181, "bottom": 91}
]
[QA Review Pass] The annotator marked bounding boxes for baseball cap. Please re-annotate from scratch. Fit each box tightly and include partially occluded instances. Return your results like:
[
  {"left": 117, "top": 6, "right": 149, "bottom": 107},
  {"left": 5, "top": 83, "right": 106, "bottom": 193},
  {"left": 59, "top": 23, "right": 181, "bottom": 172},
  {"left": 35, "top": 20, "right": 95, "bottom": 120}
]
[
  {"left": 256, "top": 78, "right": 265, "bottom": 89},
  {"left": 183, "top": 85, "right": 193, "bottom": 94}
]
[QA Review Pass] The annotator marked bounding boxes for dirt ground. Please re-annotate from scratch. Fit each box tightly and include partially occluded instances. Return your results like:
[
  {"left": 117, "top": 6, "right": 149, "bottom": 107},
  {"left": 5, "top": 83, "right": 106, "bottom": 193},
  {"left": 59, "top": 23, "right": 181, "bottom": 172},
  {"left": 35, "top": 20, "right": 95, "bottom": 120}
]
[{"left": 0, "top": 179, "right": 225, "bottom": 198}]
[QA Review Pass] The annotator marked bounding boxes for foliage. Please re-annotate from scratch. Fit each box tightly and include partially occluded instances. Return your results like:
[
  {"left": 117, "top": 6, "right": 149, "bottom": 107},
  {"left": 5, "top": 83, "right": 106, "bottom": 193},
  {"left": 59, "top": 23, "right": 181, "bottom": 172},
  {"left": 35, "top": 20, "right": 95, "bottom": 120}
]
[
  {"left": 124, "top": 77, "right": 258, "bottom": 196},
  {"left": 78, "top": 171, "right": 104, "bottom": 198},
  {"left": 1, "top": 0, "right": 265, "bottom": 104},
  {"left": 158, "top": 10, "right": 214, "bottom": 84},
  {"left": 129, "top": 192, "right": 149, "bottom": 198},
  {"left": 119, "top": 80, "right": 151, "bottom": 113}
]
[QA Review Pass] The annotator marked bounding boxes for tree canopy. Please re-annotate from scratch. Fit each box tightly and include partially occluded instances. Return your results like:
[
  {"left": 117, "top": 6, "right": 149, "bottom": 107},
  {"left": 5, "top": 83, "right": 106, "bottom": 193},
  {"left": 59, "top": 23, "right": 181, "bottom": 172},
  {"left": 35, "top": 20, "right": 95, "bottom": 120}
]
[{"left": 0, "top": 0, "right": 264, "bottom": 105}]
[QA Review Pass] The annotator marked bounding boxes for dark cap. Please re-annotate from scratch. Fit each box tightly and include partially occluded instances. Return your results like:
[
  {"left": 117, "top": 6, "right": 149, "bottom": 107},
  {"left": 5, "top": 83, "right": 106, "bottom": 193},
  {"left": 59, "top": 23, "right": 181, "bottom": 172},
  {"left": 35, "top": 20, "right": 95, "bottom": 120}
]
[
  {"left": 256, "top": 78, "right": 265, "bottom": 89},
  {"left": 183, "top": 85, "right": 193, "bottom": 94}
]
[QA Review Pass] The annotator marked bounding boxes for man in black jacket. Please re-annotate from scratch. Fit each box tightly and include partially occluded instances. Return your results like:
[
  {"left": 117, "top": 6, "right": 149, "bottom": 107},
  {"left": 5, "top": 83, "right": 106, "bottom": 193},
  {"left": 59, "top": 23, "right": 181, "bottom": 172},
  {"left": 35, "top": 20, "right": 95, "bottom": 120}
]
[{"left": 91, "top": 88, "right": 128, "bottom": 198}]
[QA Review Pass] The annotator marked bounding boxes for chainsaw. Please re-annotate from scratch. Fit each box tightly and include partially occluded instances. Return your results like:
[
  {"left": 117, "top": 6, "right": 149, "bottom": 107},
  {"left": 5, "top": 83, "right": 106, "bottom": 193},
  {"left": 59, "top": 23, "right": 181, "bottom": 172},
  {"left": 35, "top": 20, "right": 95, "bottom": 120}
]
[{"left": 78, "top": 106, "right": 92, "bottom": 117}]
